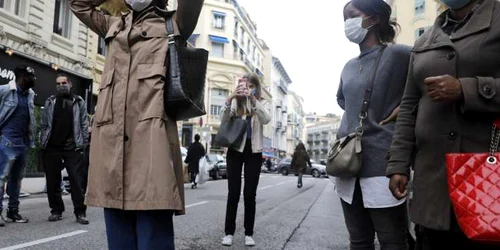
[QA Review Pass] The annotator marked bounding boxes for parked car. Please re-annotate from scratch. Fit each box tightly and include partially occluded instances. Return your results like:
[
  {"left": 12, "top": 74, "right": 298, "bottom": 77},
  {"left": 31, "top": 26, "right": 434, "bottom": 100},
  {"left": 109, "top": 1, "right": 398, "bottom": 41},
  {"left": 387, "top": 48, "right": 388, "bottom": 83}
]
[
  {"left": 206, "top": 154, "right": 226, "bottom": 180},
  {"left": 276, "top": 158, "right": 327, "bottom": 178}
]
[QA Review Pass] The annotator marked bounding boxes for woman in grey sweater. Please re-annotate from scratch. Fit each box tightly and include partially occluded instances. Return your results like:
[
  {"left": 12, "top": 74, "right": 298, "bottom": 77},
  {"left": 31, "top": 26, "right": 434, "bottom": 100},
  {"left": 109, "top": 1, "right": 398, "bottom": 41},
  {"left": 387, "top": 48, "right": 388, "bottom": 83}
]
[{"left": 336, "top": 0, "right": 411, "bottom": 249}]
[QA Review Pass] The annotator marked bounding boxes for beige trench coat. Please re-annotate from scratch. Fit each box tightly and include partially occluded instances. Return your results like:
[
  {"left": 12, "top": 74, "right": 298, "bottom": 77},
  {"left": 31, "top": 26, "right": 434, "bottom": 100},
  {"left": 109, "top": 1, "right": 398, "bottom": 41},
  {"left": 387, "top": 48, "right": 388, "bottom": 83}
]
[{"left": 69, "top": 0, "right": 203, "bottom": 214}]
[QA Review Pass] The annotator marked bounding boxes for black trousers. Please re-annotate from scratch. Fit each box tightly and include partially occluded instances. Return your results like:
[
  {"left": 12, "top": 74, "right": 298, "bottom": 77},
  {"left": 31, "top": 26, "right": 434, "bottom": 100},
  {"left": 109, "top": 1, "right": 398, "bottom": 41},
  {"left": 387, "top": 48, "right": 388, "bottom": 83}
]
[
  {"left": 415, "top": 225, "right": 499, "bottom": 250},
  {"left": 340, "top": 179, "right": 408, "bottom": 250},
  {"left": 190, "top": 171, "right": 197, "bottom": 185},
  {"left": 43, "top": 149, "right": 87, "bottom": 216},
  {"left": 224, "top": 140, "right": 262, "bottom": 236}
]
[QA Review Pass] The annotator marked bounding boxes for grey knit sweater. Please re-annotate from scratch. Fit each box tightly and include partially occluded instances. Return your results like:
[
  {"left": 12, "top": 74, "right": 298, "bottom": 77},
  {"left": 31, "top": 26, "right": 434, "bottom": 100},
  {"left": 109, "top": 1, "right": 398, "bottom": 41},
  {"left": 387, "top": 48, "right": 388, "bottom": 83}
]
[{"left": 337, "top": 44, "right": 412, "bottom": 177}]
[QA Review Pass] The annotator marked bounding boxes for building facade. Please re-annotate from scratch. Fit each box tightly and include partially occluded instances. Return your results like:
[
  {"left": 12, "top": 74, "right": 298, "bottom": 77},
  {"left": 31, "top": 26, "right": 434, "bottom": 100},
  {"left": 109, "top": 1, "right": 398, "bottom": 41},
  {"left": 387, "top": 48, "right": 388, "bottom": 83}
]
[
  {"left": 306, "top": 122, "right": 339, "bottom": 163},
  {"left": 177, "top": 0, "right": 272, "bottom": 153},
  {"left": 269, "top": 56, "right": 291, "bottom": 159},
  {"left": 391, "top": 0, "right": 445, "bottom": 46},
  {"left": 286, "top": 91, "right": 305, "bottom": 156},
  {"left": 0, "top": 0, "right": 93, "bottom": 107}
]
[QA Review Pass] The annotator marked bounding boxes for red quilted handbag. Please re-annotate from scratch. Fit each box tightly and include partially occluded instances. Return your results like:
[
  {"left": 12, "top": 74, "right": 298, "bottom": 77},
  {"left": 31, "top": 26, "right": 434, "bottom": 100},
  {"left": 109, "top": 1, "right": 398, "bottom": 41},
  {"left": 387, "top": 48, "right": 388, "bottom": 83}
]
[{"left": 446, "top": 119, "right": 500, "bottom": 244}]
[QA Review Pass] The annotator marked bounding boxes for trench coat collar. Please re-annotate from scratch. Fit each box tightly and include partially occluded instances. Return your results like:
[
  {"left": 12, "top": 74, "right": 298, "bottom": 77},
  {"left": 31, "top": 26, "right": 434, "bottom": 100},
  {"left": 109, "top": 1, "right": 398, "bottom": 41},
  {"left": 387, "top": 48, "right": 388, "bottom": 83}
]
[{"left": 416, "top": 0, "right": 494, "bottom": 51}]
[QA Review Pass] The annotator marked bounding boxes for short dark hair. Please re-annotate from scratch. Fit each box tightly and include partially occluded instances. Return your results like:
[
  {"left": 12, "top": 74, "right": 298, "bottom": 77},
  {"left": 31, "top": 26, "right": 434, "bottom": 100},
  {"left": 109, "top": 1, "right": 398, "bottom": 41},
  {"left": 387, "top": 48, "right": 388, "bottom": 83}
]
[
  {"left": 56, "top": 73, "right": 72, "bottom": 83},
  {"left": 14, "top": 65, "right": 33, "bottom": 80},
  {"left": 348, "top": 0, "right": 399, "bottom": 44},
  {"left": 194, "top": 134, "right": 201, "bottom": 142}
]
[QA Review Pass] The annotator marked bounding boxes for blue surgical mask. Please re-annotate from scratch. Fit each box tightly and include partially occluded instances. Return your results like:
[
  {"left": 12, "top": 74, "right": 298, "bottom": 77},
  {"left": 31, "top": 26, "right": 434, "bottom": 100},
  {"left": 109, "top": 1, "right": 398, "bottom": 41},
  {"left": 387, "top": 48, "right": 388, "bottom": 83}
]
[{"left": 440, "top": 0, "right": 472, "bottom": 9}]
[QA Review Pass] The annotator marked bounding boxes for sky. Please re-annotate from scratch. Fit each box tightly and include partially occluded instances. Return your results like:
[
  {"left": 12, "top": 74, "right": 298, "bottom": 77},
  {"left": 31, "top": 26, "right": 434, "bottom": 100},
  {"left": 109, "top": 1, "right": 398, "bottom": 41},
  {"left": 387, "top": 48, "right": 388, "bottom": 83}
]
[{"left": 239, "top": 0, "right": 358, "bottom": 116}]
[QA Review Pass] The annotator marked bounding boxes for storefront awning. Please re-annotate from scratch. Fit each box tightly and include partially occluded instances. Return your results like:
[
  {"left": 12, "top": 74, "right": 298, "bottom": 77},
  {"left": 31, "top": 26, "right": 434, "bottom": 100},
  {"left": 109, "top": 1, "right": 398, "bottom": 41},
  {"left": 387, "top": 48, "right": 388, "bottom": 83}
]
[{"left": 209, "top": 35, "right": 230, "bottom": 44}]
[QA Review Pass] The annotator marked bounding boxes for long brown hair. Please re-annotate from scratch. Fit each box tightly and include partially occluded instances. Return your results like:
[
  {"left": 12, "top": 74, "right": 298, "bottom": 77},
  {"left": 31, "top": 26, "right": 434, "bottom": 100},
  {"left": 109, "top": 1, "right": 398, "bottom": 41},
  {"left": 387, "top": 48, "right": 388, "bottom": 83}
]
[{"left": 293, "top": 142, "right": 307, "bottom": 159}]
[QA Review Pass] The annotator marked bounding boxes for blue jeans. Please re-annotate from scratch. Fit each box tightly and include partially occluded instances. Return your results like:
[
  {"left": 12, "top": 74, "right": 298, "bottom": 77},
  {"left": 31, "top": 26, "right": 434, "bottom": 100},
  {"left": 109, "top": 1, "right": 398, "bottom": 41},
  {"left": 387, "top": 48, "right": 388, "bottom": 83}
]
[
  {"left": 0, "top": 136, "right": 28, "bottom": 212},
  {"left": 104, "top": 209, "right": 175, "bottom": 250}
]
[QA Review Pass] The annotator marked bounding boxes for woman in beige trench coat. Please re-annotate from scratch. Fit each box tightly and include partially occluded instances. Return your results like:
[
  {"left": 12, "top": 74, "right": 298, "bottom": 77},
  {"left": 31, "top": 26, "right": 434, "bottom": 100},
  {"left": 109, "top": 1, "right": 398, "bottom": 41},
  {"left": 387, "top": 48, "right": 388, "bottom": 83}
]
[{"left": 69, "top": 0, "right": 203, "bottom": 249}]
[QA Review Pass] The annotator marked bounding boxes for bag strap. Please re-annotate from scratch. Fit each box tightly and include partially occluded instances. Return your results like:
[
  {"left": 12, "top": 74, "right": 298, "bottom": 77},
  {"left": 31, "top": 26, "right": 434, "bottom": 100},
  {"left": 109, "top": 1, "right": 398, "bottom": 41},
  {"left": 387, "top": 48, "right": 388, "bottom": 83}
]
[
  {"left": 356, "top": 45, "right": 387, "bottom": 133},
  {"left": 165, "top": 17, "right": 180, "bottom": 78},
  {"left": 488, "top": 119, "right": 500, "bottom": 164}
]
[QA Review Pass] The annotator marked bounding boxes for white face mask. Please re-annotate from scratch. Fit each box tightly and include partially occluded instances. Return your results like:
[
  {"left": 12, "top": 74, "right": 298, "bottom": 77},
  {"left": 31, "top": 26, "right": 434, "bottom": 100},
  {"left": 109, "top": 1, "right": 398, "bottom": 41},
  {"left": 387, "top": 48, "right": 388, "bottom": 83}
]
[
  {"left": 125, "top": 0, "right": 153, "bottom": 12},
  {"left": 344, "top": 17, "right": 371, "bottom": 44}
]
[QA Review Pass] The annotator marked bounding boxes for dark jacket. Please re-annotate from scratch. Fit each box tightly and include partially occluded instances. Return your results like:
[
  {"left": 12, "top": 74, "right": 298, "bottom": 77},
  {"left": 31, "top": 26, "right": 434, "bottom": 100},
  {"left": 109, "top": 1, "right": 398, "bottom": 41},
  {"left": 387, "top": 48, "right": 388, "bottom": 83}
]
[
  {"left": 291, "top": 150, "right": 312, "bottom": 173},
  {"left": 40, "top": 94, "right": 89, "bottom": 150},
  {"left": 184, "top": 142, "right": 205, "bottom": 173},
  {"left": 387, "top": 0, "right": 500, "bottom": 231}
]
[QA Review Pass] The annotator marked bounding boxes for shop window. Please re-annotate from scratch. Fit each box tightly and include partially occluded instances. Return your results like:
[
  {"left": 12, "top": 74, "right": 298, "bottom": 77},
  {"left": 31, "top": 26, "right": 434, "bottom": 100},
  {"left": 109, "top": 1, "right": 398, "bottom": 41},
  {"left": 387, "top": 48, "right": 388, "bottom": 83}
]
[{"left": 54, "top": 0, "right": 72, "bottom": 39}]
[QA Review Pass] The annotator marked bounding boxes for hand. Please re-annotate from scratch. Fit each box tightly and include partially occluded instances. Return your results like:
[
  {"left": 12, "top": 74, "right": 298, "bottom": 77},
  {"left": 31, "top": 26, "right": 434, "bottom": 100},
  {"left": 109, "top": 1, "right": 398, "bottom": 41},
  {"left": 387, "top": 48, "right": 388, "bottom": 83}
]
[
  {"left": 380, "top": 106, "right": 400, "bottom": 125},
  {"left": 424, "top": 75, "right": 463, "bottom": 102},
  {"left": 389, "top": 174, "right": 408, "bottom": 200}
]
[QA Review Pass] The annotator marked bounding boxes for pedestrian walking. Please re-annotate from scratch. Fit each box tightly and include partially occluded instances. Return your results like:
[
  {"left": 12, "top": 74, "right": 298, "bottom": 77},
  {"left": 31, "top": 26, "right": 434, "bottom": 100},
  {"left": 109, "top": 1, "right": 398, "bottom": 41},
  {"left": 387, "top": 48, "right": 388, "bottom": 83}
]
[
  {"left": 0, "top": 65, "right": 36, "bottom": 227},
  {"left": 387, "top": 0, "right": 500, "bottom": 249},
  {"left": 70, "top": 0, "right": 204, "bottom": 249},
  {"left": 291, "top": 143, "right": 311, "bottom": 188},
  {"left": 184, "top": 134, "right": 206, "bottom": 189},
  {"left": 336, "top": 0, "right": 411, "bottom": 249},
  {"left": 221, "top": 74, "right": 271, "bottom": 247},
  {"left": 265, "top": 158, "right": 272, "bottom": 172},
  {"left": 40, "top": 74, "right": 89, "bottom": 225}
]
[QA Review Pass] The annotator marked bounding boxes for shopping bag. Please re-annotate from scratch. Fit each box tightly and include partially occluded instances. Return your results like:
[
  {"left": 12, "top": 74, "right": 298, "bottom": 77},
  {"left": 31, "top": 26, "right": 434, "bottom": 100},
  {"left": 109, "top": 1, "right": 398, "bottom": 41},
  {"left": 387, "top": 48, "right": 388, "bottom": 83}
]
[{"left": 196, "top": 156, "right": 210, "bottom": 185}]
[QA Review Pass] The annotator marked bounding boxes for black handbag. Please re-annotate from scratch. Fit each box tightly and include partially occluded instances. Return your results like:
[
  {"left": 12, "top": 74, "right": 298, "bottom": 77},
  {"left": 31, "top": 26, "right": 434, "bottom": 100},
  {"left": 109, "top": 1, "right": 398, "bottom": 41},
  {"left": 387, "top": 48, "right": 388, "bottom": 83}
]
[
  {"left": 214, "top": 117, "right": 248, "bottom": 149},
  {"left": 163, "top": 16, "right": 209, "bottom": 121}
]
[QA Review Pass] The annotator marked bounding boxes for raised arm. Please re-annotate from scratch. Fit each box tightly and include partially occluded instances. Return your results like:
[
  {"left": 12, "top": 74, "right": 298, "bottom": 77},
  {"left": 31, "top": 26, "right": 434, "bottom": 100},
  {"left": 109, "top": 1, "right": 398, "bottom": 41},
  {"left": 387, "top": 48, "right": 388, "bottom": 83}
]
[
  {"left": 69, "top": 0, "right": 112, "bottom": 37},
  {"left": 175, "top": 0, "right": 204, "bottom": 40}
]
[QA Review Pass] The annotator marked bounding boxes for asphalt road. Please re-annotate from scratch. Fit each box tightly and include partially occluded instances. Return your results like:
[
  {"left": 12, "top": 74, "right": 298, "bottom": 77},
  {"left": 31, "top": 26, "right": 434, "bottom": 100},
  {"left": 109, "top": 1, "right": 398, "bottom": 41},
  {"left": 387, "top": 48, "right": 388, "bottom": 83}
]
[{"left": 0, "top": 174, "right": 350, "bottom": 250}]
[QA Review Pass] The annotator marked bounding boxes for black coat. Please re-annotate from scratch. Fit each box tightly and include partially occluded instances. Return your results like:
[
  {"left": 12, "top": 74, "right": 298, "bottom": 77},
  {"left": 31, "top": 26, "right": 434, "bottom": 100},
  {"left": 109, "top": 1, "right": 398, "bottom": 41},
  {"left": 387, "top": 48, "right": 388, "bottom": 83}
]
[{"left": 184, "top": 142, "right": 205, "bottom": 173}]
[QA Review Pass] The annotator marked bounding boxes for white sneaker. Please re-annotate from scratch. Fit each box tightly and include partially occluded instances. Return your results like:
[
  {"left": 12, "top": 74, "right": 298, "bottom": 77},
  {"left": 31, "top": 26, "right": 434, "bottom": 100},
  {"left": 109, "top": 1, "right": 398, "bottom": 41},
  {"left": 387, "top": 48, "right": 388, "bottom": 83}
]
[
  {"left": 222, "top": 235, "right": 233, "bottom": 246},
  {"left": 245, "top": 236, "right": 256, "bottom": 246}
]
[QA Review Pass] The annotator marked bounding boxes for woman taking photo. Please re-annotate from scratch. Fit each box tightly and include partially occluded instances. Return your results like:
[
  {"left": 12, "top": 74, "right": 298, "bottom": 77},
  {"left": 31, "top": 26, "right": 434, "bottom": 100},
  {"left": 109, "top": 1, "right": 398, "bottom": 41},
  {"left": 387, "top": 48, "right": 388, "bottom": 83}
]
[
  {"left": 336, "top": 0, "right": 411, "bottom": 249},
  {"left": 70, "top": 0, "right": 203, "bottom": 249},
  {"left": 220, "top": 74, "right": 270, "bottom": 247},
  {"left": 291, "top": 142, "right": 312, "bottom": 188}
]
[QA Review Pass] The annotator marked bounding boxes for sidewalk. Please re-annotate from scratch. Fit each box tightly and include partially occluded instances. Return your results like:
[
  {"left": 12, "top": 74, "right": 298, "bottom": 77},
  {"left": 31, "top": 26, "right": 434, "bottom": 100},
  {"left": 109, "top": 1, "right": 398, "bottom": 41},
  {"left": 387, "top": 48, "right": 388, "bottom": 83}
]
[{"left": 284, "top": 180, "right": 350, "bottom": 249}]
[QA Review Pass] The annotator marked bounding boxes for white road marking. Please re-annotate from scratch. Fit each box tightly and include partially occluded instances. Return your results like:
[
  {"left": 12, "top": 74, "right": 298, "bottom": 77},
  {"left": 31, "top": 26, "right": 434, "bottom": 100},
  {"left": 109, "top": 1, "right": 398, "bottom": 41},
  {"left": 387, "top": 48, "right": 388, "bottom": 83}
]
[
  {"left": 0, "top": 230, "right": 88, "bottom": 250},
  {"left": 185, "top": 201, "right": 209, "bottom": 208},
  {"left": 258, "top": 185, "right": 273, "bottom": 190},
  {"left": 275, "top": 181, "right": 288, "bottom": 186}
]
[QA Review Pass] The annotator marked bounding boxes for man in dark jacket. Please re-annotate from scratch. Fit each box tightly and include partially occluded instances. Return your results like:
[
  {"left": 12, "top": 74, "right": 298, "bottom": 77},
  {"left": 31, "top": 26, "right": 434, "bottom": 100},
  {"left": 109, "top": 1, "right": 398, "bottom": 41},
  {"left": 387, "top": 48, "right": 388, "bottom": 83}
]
[
  {"left": 184, "top": 134, "right": 205, "bottom": 189},
  {"left": 40, "top": 74, "right": 89, "bottom": 225}
]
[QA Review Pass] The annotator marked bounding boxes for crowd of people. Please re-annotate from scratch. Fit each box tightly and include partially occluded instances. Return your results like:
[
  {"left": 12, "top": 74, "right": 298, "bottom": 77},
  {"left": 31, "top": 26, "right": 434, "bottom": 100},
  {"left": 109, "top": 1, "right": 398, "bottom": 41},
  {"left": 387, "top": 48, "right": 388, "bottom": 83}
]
[
  {"left": 1, "top": 0, "right": 500, "bottom": 249},
  {"left": 0, "top": 67, "right": 92, "bottom": 227}
]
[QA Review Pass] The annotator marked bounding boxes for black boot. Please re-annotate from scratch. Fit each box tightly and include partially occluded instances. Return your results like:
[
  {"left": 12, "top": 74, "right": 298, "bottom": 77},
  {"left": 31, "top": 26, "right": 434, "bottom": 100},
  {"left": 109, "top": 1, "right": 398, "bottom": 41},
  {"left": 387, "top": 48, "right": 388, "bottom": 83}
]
[{"left": 6, "top": 209, "right": 28, "bottom": 223}]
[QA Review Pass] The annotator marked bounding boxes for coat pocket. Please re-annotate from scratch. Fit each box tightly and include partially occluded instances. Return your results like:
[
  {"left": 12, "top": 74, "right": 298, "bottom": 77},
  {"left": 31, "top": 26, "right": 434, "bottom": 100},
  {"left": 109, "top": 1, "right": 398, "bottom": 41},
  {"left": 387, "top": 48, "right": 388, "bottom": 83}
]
[
  {"left": 137, "top": 63, "right": 167, "bottom": 121},
  {"left": 95, "top": 69, "right": 115, "bottom": 126}
]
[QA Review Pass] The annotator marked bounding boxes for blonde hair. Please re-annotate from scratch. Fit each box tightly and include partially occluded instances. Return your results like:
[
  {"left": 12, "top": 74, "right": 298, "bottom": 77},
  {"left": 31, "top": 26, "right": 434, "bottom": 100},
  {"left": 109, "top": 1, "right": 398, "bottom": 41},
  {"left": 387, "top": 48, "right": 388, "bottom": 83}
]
[{"left": 100, "top": 0, "right": 129, "bottom": 16}]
